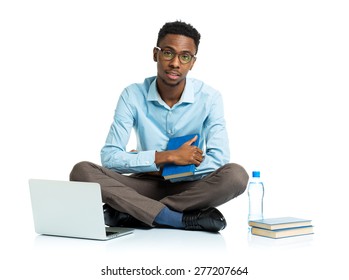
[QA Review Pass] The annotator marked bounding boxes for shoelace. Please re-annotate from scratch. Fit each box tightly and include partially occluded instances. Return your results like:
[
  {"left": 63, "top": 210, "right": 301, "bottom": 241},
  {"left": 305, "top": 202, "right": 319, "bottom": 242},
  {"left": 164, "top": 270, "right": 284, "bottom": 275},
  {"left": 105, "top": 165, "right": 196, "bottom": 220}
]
[{"left": 183, "top": 212, "right": 202, "bottom": 229}]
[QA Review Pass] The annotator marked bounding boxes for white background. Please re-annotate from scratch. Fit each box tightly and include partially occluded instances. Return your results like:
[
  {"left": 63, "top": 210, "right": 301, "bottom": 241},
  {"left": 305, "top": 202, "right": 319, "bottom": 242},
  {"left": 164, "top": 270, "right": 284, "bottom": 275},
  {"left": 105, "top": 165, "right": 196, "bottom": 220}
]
[{"left": 1, "top": 0, "right": 348, "bottom": 279}]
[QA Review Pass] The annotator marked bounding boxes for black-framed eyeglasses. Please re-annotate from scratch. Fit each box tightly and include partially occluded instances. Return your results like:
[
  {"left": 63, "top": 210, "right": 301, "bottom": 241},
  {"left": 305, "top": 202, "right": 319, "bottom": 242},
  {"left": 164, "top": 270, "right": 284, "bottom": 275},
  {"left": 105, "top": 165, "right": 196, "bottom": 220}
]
[{"left": 155, "top": 47, "right": 196, "bottom": 64}]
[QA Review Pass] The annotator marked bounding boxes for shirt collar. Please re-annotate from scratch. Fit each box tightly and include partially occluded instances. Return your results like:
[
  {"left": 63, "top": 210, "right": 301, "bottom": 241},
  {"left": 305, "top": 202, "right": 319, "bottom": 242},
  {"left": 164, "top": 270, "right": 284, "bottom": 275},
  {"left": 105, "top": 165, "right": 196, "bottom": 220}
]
[{"left": 147, "top": 78, "right": 195, "bottom": 105}]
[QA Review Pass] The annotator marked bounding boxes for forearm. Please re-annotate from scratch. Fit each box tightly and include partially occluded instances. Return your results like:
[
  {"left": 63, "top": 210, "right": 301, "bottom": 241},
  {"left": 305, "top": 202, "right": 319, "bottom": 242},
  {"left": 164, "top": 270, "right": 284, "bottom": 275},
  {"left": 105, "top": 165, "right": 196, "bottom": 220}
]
[{"left": 101, "top": 148, "right": 159, "bottom": 173}]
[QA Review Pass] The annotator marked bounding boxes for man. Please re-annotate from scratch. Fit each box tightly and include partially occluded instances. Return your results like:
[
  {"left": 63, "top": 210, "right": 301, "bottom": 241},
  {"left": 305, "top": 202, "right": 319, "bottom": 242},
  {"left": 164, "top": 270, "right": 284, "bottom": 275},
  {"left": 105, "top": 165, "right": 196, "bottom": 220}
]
[{"left": 70, "top": 21, "right": 248, "bottom": 232}]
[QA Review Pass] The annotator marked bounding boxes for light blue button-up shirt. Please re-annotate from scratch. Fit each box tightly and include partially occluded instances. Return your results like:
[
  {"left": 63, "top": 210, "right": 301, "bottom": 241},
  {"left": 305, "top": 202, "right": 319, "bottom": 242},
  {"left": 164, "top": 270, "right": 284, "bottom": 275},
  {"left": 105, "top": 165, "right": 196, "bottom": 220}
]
[{"left": 101, "top": 76, "right": 230, "bottom": 181}]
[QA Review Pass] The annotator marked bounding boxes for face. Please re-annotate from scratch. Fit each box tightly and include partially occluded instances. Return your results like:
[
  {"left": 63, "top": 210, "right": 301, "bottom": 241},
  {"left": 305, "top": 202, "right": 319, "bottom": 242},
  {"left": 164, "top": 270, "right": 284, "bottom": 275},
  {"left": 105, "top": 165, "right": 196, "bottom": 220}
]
[{"left": 153, "top": 34, "right": 197, "bottom": 88}]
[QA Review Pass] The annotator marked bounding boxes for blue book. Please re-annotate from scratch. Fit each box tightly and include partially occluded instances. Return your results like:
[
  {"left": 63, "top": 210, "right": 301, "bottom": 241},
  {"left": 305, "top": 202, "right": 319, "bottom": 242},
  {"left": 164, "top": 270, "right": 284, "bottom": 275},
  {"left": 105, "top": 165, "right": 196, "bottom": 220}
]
[
  {"left": 248, "top": 217, "right": 312, "bottom": 230},
  {"left": 162, "top": 134, "right": 200, "bottom": 180}
]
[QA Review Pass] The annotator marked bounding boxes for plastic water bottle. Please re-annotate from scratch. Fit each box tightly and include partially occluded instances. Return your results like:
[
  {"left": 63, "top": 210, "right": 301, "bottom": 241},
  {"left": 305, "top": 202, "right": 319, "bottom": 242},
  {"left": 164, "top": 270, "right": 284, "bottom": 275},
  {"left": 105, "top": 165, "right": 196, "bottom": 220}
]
[{"left": 248, "top": 171, "right": 264, "bottom": 223}]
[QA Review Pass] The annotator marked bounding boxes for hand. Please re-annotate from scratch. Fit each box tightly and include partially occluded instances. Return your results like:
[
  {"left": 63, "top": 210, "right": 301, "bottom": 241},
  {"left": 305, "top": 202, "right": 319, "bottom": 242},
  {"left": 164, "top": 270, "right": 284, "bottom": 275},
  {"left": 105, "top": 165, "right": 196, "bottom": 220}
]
[
  {"left": 154, "top": 135, "right": 204, "bottom": 166},
  {"left": 172, "top": 135, "right": 203, "bottom": 166}
]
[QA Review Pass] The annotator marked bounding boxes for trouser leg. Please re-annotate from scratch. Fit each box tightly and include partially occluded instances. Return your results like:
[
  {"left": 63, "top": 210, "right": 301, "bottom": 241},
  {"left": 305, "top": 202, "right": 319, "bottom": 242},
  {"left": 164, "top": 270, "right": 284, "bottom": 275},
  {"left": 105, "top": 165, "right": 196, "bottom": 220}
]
[
  {"left": 161, "top": 163, "right": 249, "bottom": 212},
  {"left": 69, "top": 161, "right": 166, "bottom": 226}
]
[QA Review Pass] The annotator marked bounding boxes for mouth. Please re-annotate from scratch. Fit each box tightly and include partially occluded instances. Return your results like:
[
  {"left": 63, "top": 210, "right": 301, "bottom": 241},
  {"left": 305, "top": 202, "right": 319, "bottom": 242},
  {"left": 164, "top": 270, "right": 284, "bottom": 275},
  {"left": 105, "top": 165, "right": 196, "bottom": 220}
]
[{"left": 165, "top": 71, "right": 181, "bottom": 80}]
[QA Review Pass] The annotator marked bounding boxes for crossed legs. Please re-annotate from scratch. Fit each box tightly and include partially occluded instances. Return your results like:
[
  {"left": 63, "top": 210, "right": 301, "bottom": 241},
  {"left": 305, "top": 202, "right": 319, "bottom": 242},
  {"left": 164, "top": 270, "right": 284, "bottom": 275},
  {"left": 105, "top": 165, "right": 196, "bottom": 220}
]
[{"left": 70, "top": 161, "right": 249, "bottom": 227}]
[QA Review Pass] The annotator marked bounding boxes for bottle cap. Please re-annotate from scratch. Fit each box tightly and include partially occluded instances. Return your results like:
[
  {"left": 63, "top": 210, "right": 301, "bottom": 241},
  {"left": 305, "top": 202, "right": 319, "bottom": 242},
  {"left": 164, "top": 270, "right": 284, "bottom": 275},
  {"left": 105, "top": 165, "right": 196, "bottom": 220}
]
[{"left": 252, "top": 171, "right": 260, "bottom": 178}]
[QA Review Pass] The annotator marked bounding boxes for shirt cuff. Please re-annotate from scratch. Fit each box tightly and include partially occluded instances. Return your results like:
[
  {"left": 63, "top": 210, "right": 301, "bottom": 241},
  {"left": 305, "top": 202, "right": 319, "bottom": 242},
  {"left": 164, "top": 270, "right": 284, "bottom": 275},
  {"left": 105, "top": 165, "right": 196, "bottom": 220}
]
[{"left": 128, "top": 150, "right": 158, "bottom": 172}]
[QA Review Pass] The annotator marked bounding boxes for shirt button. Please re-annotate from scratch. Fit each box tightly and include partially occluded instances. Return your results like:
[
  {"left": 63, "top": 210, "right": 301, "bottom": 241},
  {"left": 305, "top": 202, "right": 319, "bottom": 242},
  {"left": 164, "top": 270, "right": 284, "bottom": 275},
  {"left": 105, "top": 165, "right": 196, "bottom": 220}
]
[{"left": 145, "top": 161, "right": 149, "bottom": 165}]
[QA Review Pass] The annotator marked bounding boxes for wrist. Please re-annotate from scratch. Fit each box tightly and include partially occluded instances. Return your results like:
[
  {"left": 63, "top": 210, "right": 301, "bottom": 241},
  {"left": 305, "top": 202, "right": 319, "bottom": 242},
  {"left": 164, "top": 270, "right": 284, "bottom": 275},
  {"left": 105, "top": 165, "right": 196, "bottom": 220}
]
[{"left": 155, "top": 150, "right": 175, "bottom": 165}]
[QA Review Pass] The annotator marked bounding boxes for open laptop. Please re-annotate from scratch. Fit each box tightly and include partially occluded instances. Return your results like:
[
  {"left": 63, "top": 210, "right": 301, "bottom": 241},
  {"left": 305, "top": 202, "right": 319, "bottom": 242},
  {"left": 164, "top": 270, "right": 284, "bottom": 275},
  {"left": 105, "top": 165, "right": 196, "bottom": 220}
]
[{"left": 28, "top": 179, "right": 134, "bottom": 240}]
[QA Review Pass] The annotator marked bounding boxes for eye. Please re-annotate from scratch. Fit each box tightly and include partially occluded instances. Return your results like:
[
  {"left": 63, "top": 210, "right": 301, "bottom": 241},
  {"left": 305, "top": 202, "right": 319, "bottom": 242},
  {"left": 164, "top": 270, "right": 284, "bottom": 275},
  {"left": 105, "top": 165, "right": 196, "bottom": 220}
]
[
  {"left": 180, "top": 53, "right": 191, "bottom": 62},
  {"left": 162, "top": 50, "right": 174, "bottom": 58}
]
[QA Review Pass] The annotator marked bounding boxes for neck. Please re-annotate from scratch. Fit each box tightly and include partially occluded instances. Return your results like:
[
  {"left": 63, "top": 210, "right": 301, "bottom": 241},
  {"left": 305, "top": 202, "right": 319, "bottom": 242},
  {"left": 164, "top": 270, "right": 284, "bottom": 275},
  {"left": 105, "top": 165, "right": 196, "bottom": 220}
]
[{"left": 157, "top": 78, "right": 186, "bottom": 108}]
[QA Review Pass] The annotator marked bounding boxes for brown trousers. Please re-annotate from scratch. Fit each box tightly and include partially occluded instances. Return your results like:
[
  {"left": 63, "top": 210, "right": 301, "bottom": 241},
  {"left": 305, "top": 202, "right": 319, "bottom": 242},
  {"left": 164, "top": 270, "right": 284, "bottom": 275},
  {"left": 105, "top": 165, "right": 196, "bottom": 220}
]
[{"left": 69, "top": 161, "right": 249, "bottom": 226}]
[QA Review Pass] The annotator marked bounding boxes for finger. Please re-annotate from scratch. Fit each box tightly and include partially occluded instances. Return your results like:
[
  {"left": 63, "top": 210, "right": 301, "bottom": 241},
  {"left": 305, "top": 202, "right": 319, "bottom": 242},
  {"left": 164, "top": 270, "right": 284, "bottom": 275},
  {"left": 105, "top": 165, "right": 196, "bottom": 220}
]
[
  {"left": 185, "top": 135, "right": 198, "bottom": 146},
  {"left": 193, "top": 152, "right": 203, "bottom": 162},
  {"left": 196, "top": 147, "right": 203, "bottom": 154},
  {"left": 194, "top": 158, "right": 202, "bottom": 167}
]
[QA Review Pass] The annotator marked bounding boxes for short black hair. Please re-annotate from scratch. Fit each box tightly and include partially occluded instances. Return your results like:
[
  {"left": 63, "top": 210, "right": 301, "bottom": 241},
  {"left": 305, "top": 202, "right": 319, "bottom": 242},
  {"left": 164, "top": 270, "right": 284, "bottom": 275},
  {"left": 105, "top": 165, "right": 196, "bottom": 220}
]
[{"left": 157, "top": 21, "right": 201, "bottom": 54}]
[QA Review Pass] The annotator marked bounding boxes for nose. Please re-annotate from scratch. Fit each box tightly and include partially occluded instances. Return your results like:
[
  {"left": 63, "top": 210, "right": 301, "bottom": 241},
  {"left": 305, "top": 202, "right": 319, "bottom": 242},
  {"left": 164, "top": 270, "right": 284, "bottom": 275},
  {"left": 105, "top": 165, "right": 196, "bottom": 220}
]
[{"left": 169, "top": 54, "right": 181, "bottom": 68}]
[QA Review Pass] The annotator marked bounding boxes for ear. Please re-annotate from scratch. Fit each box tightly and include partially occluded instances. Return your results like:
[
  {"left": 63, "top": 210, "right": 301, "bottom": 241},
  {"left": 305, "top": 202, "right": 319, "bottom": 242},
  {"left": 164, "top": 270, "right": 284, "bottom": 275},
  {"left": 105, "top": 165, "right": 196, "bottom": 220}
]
[{"left": 153, "top": 48, "right": 158, "bottom": 62}]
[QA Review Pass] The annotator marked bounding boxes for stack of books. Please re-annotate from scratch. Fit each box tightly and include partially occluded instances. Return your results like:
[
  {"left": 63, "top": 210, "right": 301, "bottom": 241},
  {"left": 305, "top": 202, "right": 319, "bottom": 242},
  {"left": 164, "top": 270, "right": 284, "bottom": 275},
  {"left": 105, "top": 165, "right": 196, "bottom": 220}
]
[{"left": 248, "top": 217, "right": 314, "bottom": 239}]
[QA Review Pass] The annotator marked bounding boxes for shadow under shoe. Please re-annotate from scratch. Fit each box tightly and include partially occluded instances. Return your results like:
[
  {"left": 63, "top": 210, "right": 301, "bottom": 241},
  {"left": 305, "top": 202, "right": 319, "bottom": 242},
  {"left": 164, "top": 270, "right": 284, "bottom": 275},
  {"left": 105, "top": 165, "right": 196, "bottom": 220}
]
[
  {"left": 182, "top": 207, "right": 227, "bottom": 232},
  {"left": 103, "top": 204, "right": 151, "bottom": 229}
]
